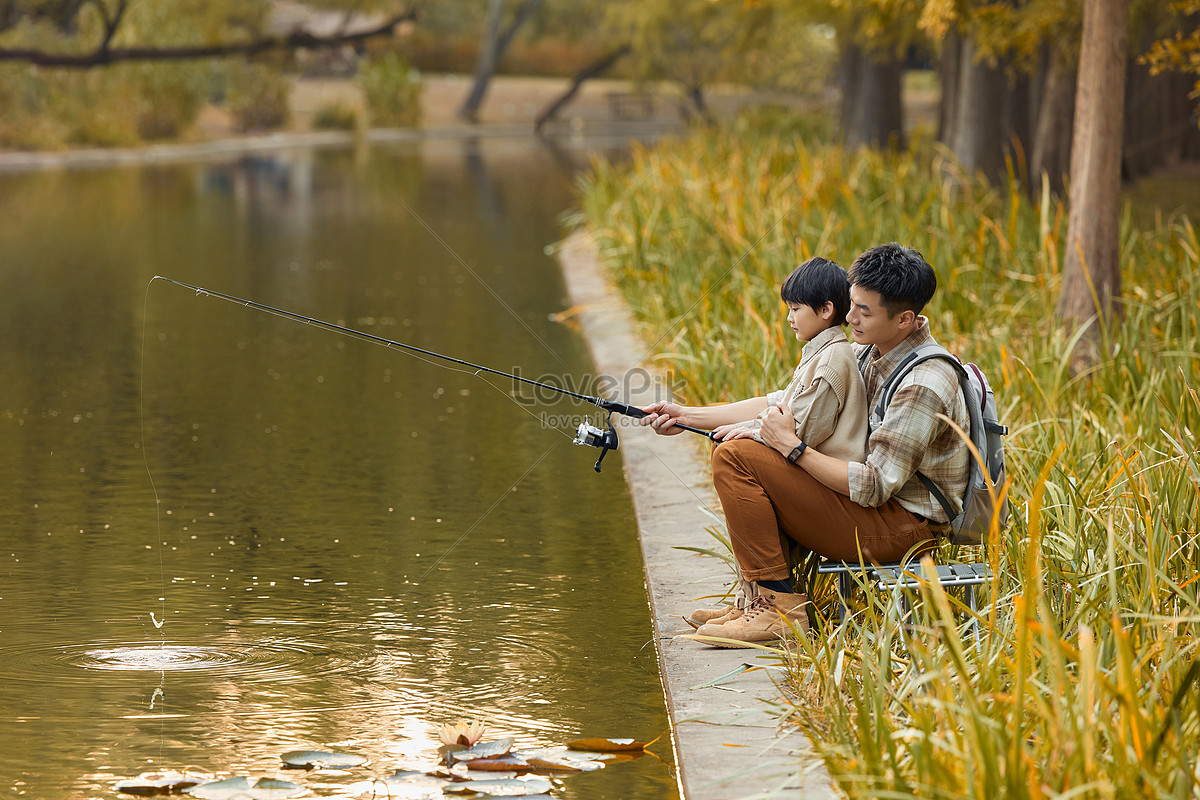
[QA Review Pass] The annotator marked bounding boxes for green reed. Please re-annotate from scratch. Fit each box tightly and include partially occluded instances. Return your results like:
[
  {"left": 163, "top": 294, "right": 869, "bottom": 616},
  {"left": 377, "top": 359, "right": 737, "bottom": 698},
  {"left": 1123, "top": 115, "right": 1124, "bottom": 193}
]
[{"left": 577, "top": 110, "right": 1200, "bottom": 798}]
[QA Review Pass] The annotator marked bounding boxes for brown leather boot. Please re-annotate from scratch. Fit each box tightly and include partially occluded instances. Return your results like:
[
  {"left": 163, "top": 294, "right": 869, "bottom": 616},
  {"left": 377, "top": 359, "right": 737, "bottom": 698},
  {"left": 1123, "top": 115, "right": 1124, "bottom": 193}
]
[
  {"left": 683, "top": 576, "right": 760, "bottom": 629},
  {"left": 684, "top": 606, "right": 742, "bottom": 630},
  {"left": 695, "top": 591, "right": 809, "bottom": 647}
]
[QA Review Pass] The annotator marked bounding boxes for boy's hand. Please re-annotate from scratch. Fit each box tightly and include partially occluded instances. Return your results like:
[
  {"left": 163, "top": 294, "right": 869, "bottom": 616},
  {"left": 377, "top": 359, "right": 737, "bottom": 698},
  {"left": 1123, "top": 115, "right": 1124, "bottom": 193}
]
[
  {"left": 712, "top": 423, "right": 755, "bottom": 441},
  {"left": 760, "top": 403, "right": 801, "bottom": 455},
  {"left": 640, "top": 401, "right": 687, "bottom": 436}
]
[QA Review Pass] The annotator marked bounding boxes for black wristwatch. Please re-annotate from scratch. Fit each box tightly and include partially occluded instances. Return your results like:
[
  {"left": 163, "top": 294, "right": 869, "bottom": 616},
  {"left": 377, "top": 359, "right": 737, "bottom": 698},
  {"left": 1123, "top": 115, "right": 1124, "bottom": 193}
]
[{"left": 786, "top": 441, "right": 807, "bottom": 464}]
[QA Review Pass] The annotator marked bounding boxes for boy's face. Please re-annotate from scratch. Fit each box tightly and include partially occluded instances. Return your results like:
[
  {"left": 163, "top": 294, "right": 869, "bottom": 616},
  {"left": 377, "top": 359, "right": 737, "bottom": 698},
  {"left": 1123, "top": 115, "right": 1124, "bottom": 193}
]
[
  {"left": 847, "top": 285, "right": 914, "bottom": 355},
  {"left": 785, "top": 301, "right": 830, "bottom": 342}
]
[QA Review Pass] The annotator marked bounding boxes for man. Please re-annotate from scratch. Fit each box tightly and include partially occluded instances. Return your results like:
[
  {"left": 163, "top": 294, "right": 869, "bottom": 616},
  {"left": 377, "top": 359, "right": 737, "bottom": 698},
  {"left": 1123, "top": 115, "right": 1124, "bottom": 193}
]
[{"left": 642, "top": 243, "right": 970, "bottom": 647}]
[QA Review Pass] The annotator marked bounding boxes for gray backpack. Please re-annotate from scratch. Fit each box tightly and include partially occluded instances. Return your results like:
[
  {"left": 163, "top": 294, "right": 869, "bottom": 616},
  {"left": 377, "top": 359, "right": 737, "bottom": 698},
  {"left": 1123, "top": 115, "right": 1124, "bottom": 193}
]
[{"left": 860, "top": 344, "right": 1009, "bottom": 545}]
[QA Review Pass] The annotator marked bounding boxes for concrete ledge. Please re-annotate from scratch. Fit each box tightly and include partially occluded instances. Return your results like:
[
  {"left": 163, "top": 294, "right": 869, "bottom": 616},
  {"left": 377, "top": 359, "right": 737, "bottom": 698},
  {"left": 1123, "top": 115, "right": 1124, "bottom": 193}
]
[{"left": 556, "top": 230, "right": 837, "bottom": 800}]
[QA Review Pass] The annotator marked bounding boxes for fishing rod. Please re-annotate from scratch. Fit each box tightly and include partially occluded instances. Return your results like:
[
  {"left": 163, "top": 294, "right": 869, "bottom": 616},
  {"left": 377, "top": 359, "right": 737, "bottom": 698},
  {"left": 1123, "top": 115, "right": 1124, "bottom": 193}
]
[{"left": 153, "top": 276, "right": 715, "bottom": 472}]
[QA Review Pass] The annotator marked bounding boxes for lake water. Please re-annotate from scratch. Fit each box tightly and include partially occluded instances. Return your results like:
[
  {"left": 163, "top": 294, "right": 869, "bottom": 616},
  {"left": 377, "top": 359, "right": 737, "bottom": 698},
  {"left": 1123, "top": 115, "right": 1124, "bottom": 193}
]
[{"left": 0, "top": 136, "right": 677, "bottom": 799}]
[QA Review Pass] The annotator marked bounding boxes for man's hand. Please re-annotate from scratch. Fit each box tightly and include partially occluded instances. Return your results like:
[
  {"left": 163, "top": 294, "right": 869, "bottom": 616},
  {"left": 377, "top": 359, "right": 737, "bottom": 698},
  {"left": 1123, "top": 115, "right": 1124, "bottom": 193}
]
[
  {"left": 760, "top": 403, "right": 801, "bottom": 455},
  {"left": 640, "top": 401, "right": 688, "bottom": 436}
]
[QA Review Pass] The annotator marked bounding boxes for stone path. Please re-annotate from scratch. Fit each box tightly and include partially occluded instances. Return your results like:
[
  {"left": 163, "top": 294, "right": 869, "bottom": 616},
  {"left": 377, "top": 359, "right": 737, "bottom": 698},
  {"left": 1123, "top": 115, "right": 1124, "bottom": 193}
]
[{"left": 557, "top": 231, "right": 838, "bottom": 800}]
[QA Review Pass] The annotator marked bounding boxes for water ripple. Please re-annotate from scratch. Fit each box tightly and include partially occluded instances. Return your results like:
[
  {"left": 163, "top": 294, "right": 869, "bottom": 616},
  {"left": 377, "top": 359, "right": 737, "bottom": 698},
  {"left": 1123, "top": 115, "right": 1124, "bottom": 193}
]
[{"left": 0, "top": 637, "right": 375, "bottom": 684}]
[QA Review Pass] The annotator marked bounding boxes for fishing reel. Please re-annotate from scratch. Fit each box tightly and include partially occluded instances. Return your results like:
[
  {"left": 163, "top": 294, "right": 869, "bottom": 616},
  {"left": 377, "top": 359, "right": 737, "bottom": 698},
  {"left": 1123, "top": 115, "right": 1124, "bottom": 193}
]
[{"left": 573, "top": 415, "right": 619, "bottom": 473}]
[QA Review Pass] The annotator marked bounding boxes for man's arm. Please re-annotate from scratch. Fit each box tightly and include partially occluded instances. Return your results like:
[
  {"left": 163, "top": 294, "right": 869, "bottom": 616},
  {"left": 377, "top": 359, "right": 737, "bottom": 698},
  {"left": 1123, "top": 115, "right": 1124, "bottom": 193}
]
[{"left": 759, "top": 404, "right": 851, "bottom": 495}]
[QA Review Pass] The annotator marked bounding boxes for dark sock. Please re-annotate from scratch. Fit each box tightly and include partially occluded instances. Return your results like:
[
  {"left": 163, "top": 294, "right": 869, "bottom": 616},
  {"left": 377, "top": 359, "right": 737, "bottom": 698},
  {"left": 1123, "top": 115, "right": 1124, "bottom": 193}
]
[{"left": 756, "top": 579, "right": 793, "bottom": 594}]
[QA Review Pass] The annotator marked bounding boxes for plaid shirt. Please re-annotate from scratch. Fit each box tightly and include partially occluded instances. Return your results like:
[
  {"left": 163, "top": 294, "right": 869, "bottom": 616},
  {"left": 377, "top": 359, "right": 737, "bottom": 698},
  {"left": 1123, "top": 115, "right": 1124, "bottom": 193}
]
[{"left": 847, "top": 319, "right": 969, "bottom": 523}]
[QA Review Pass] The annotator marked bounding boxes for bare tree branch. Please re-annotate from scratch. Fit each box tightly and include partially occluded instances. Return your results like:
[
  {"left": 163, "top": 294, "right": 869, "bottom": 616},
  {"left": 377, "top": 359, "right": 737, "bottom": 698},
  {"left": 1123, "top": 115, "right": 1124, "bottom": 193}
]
[
  {"left": 534, "top": 44, "right": 630, "bottom": 132},
  {"left": 0, "top": 7, "right": 416, "bottom": 67},
  {"left": 88, "top": 0, "right": 127, "bottom": 53}
]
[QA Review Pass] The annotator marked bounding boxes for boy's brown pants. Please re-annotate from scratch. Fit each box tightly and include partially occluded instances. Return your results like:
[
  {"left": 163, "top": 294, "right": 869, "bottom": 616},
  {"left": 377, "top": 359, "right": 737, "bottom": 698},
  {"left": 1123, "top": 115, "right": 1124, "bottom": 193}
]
[{"left": 711, "top": 439, "right": 934, "bottom": 583}]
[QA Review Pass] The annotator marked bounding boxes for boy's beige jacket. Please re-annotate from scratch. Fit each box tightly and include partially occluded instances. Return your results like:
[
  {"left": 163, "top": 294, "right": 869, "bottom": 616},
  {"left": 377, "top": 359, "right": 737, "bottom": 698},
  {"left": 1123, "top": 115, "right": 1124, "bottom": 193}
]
[{"left": 740, "top": 325, "right": 869, "bottom": 463}]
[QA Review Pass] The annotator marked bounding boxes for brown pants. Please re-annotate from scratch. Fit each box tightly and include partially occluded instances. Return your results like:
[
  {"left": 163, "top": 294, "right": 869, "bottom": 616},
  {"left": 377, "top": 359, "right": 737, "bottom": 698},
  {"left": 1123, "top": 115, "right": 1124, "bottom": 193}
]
[{"left": 711, "top": 439, "right": 934, "bottom": 582}]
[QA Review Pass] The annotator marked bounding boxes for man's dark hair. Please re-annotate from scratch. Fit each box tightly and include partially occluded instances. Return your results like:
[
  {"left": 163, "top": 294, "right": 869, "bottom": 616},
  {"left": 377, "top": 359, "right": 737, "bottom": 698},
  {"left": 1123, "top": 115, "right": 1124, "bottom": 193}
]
[
  {"left": 846, "top": 243, "right": 936, "bottom": 318},
  {"left": 780, "top": 257, "right": 850, "bottom": 323}
]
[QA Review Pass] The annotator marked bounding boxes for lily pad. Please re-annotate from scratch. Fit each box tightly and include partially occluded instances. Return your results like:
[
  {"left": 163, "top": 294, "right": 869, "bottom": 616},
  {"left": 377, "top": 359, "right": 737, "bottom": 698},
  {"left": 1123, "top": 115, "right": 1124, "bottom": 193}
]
[
  {"left": 280, "top": 749, "right": 368, "bottom": 770},
  {"left": 185, "top": 777, "right": 252, "bottom": 799},
  {"left": 524, "top": 754, "right": 605, "bottom": 772},
  {"left": 567, "top": 737, "right": 646, "bottom": 752},
  {"left": 114, "top": 770, "right": 214, "bottom": 795},
  {"left": 448, "top": 737, "right": 515, "bottom": 762},
  {"left": 442, "top": 776, "right": 553, "bottom": 796},
  {"left": 343, "top": 779, "right": 444, "bottom": 800},
  {"left": 185, "top": 777, "right": 308, "bottom": 799}
]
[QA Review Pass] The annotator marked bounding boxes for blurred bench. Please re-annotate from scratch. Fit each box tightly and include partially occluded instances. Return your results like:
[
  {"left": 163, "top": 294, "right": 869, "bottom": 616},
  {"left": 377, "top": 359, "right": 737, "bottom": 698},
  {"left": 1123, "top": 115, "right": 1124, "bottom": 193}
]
[{"left": 606, "top": 92, "right": 656, "bottom": 120}]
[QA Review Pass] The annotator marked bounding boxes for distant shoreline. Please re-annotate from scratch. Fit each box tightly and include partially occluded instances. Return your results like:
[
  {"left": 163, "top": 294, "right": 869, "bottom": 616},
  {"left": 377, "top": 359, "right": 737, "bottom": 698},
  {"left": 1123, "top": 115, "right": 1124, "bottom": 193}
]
[{"left": 0, "top": 73, "right": 805, "bottom": 173}]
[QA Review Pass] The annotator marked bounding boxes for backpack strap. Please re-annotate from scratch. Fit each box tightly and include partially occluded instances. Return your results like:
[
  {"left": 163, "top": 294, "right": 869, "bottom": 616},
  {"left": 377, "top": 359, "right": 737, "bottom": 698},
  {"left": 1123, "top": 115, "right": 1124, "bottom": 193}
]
[
  {"left": 917, "top": 472, "right": 957, "bottom": 521},
  {"left": 872, "top": 343, "right": 965, "bottom": 522},
  {"left": 872, "top": 343, "right": 966, "bottom": 423}
]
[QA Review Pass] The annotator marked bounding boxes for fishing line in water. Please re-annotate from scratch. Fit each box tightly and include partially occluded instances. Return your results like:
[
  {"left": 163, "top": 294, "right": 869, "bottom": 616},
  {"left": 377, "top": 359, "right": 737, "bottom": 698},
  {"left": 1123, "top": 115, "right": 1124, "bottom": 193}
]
[{"left": 138, "top": 280, "right": 169, "bottom": 636}]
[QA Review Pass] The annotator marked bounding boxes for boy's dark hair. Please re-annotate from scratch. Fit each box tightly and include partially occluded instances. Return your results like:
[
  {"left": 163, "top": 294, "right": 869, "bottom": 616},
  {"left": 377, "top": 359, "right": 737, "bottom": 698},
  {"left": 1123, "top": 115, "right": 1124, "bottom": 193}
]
[
  {"left": 780, "top": 257, "right": 850, "bottom": 324},
  {"left": 846, "top": 243, "right": 936, "bottom": 318}
]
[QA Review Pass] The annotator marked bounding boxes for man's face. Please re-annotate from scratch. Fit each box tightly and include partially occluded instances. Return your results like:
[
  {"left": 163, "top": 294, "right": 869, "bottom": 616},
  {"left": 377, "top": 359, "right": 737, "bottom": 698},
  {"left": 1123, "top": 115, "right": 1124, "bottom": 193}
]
[{"left": 847, "top": 285, "right": 910, "bottom": 354}]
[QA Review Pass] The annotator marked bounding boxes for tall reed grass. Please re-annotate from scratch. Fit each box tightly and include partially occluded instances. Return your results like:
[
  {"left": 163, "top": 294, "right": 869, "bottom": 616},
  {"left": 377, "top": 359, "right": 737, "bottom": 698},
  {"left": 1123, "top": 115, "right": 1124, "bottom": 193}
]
[{"left": 577, "top": 109, "right": 1200, "bottom": 798}]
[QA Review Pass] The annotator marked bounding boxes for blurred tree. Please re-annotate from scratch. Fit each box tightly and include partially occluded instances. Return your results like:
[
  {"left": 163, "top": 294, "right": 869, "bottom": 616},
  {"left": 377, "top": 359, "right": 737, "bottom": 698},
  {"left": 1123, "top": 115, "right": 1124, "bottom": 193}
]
[
  {"left": 0, "top": 0, "right": 412, "bottom": 66},
  {"left": 605, "top": 0, "right": 776, "bottom": 119},
  {"left": 827, "top": 0, "right": 923, "bottom": 150},
  {"left": 456, "top": 0, "right": 542, "bottom": 122}
]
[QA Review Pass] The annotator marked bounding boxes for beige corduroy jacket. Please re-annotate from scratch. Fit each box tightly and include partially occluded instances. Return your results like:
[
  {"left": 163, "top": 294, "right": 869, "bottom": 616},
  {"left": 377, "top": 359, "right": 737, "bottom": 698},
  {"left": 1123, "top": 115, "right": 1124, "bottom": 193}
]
[{"left": 739, "top": 325, "right": 869, "bottom": 463}]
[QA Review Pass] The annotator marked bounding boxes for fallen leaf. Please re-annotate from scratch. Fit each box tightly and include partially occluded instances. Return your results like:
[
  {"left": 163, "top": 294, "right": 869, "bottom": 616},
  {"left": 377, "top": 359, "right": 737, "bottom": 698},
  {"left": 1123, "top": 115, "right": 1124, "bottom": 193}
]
[
  {"left": 566, "top": 737, "right": 645, "bottom": 752},
  {"left": 458, "top": 755, "right": 531, "bottom": 772}
]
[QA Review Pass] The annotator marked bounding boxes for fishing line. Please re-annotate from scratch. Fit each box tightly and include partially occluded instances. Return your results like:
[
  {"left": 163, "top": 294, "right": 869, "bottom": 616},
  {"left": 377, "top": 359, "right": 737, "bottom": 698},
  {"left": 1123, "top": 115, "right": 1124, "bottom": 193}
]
[
  {"left": 368, "top": 165, "right": 572, "bottom": 372},
  {"left": 150, "top": 277, "right": 715, "bottom": 458},
  {"left": 411, "top": 439, "right": 561, "bottom": 586},
  {"left": 636, "top": 198, "right": 801, "bottom": 364},
  {"left": 138, "top": 280, "right": 169, "bottom": 635}
]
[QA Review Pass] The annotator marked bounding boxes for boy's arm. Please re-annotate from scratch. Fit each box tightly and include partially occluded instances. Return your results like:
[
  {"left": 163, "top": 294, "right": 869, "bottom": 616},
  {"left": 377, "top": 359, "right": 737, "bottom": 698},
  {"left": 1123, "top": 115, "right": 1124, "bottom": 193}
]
[{"left": 641, "top": 397, "right": 769, "bottom": 434}]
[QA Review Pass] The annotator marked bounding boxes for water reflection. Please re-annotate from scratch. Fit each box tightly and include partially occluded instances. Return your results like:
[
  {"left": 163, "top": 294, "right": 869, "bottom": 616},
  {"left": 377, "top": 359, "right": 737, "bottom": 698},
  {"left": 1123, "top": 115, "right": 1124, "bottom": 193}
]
[{"left": 0, "top": 136, "right": 676, "bottom": 799}]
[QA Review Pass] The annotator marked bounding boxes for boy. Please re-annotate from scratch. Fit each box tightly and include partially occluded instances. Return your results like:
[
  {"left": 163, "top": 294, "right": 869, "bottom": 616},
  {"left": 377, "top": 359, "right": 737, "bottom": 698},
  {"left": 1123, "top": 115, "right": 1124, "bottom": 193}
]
[{"left": 642, "top": 256, "right": 868, "bottom": 633}]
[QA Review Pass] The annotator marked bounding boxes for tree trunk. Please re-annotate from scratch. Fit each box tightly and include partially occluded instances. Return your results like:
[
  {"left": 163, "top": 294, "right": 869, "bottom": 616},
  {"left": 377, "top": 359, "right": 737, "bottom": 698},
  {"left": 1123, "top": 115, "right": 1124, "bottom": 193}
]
[
  {"left": 457, "top": 0, "right": 505, "bottom": 123},
  {"left": 840, "top": 41, "right": 904, "bottom": 150},
  {"left": 456, "top": 0, "right": 542, "bottom": 123},
  {"left": 1031, "top": 44, "right": 1076, "bottom": 196},
  {"left": 1004, "top": 71, "right": 1033, "bottom": 183},
  {"left": 1122, "top": 42, "right": 1195, "bottom": 180},
  {"left": 1057, "top": 0, "right": 1129, "bottom": 357},
  {"left": 949, "top": 36, "right": 1007, "bottom": 184},
  {"left": 938, "top": 29, "right": 961, "bottom": 146}
]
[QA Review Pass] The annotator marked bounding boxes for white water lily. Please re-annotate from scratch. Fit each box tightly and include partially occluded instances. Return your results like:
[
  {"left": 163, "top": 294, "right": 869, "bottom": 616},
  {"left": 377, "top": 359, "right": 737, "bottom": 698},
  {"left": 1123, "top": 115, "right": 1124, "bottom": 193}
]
[{"left": 438, "top": 720, "right": 486, "bottom": 747}]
